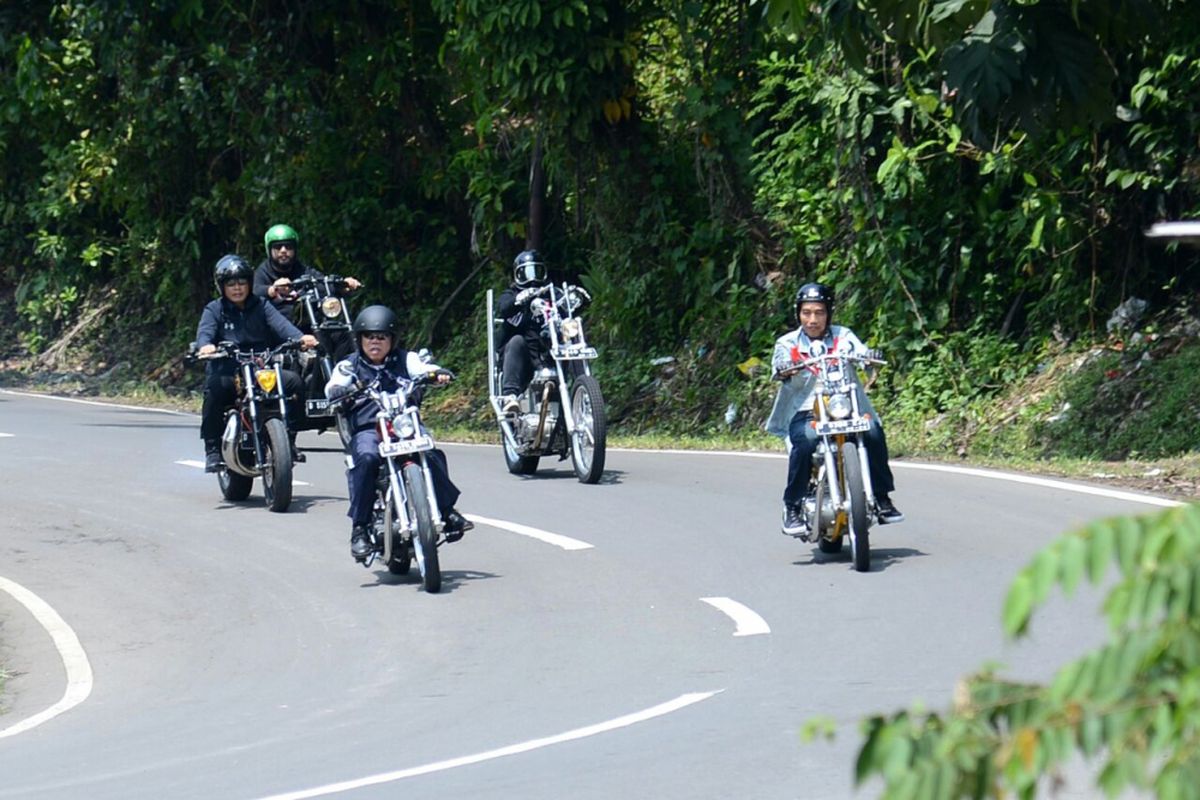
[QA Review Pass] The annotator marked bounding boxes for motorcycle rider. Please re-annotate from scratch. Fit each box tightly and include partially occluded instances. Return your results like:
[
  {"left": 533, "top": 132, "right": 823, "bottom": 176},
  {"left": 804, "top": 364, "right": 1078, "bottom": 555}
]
[
  {"left": 496, "top": 249, "right": 591, "bottom": 413},
  {"left": 253, "top": 223, "right": 362, "bottom": 335},
  {"left": 766, "top": 282, "right": 904, "bottom": 538},
  {"left": 325, "top": 304, "right": 473, "bottom": 562},
  {"left": 195, "top": 255, "right": 318, "bottom": 472}
]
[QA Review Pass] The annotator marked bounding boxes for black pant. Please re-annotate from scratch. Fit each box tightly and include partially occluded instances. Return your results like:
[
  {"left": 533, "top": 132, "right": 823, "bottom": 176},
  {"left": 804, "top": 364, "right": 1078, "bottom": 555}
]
[
  {"left": 500, "top": 335, "right": 547, "bottom": 396},
  {"left": 346, "top": 429, "right": 461, "bottom": 526},
  {"left": 783, "top": 410, "right": 896, "bottom": 507},
  {"left": 200, "top": 368, "right": 304, "bottom": 441}
]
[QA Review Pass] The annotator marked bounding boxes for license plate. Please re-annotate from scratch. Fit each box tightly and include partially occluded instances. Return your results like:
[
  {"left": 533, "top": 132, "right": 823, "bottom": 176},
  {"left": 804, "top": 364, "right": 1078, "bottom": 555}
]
[
  {"left": 552, "top": 346, "right": 598, "bottom": 360},
  {"left": 814, "top": 418, "right": 871, "bottom": 436},
  {"left": 305, "top": 399, "right": 332, "bottom": 416},
  {"left": 379, "top": 436, "right": 433, "bottom": 457}
]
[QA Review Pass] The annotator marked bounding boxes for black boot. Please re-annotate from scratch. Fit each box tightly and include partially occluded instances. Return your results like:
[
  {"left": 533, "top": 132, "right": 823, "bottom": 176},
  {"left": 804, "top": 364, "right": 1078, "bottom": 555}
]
[
  {"left": 350, "top": 524, "right": 372, "bottom": 561},
  {"left": 204, "top": 439, "right": 223, "bottom": 473},
  {"left": 443, "top": 508, "right": 474, "bottom": 542}
]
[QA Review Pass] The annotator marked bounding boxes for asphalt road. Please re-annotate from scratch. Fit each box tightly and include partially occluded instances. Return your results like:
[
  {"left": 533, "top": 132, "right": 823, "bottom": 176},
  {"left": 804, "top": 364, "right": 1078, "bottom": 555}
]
[{"left": 0, "top": 390, "right": 1177, "bottom": 799}]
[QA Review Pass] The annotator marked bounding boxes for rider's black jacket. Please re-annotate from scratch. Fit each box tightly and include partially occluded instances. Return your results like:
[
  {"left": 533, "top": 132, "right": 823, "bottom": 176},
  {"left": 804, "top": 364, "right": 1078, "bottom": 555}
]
[
  {"left": 326, "top": 350, "right": 414, "bottom": 433},
  {"left": 195, "top": 294, "right": 303, "bottom": 375},
  {"left": 253, "top": 257, "right": 325, "bottom": 321},
  {"left": 497, "top": 282, "right": 549, "bottom": 353}
]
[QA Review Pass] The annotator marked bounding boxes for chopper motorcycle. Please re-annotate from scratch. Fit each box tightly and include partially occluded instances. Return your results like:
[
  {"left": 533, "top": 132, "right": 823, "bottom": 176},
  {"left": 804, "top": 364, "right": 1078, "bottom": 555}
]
[
  {"left": 286, "top": 273, "right": 357, "bottom": 450},
  {"left": 485, "top": 282, "right": 606, "bottom": 484},
  {"left": 190, "top": 339, "right": 302, "bottom": 512},
  {"left": 779, "top": 340, "right": 887, "bottom": 572},
  {"left": 340, "top": 369, "right": 458, "bottom": 593}
]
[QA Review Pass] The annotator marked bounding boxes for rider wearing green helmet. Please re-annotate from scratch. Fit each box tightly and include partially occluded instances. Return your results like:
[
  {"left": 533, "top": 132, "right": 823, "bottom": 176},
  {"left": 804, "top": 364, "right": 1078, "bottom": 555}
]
[{"left": 252, "top": 223, "right": 362, "bottom": 321}]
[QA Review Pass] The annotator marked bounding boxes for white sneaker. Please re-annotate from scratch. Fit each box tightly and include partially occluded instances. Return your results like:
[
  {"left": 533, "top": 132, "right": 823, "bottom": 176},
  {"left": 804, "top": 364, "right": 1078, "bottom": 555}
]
[{"left": 500, "top": 394, "right": 520, "bottom": 414}]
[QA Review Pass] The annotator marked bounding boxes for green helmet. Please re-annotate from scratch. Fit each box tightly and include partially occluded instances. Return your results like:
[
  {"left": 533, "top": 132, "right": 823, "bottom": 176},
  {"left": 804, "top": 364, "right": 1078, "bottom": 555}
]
[{"left": 263, "top": 223, "right": 299, "bottom": 258}]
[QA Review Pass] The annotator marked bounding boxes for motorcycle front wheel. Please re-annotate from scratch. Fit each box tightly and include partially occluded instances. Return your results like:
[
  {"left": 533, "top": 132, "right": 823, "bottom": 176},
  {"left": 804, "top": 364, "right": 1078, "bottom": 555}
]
[
  {"left": 261, "top": 418, "right": 294, "bottom": 513},
  {"left": 570, "top": 375, "right": 607, "bottom": 484},
  {"left": 841, "top": 441, "right": 870, "bottom": 571},
  {"left": 403, "top": 462, "right": 441, "bottom": 593},
  {"left": 383, "top": 490, "right": 412, "bottom": 575}
]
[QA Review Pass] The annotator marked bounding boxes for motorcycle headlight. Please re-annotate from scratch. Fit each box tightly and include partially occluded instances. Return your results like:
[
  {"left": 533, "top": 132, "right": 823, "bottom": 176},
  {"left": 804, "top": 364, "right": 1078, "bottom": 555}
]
[
  {"left": 560, "top": 317, "right": 581, "bottom": 339},
  {"left": 394, "top": 413, "right": 417, "bottom": 440},
  {"left": 255, "top": 369, "right": 278, "bottom": 393},
  {"left": 320, "top": 296, "right": 343, "bottom": 318},
  {"left": 827, "top": 392, "right": 852, "bottom": 420}
]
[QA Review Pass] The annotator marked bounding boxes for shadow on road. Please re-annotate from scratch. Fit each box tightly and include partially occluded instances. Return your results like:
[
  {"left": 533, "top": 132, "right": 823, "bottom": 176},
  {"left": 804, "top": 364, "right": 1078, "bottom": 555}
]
[
  {"left": 793, "top": 545, "right": 927, "bottom": 572},
  {"left": 361, "top": 569, "right": 499, "bottom": 593}
]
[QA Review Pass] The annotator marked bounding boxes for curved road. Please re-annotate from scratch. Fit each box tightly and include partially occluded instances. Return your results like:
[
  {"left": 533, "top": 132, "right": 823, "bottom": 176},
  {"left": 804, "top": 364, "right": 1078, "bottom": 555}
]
[{"left": 0, "top": 390, "right": 1176, "bottom": 799}]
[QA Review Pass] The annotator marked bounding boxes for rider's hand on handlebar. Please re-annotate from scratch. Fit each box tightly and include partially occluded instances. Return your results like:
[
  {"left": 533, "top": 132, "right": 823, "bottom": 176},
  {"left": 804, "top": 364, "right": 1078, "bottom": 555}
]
[
  {"left": 299, "top": 334, "right": 319, "bottom": 351},
  {"left": 198, "top": 343, "right": 217, "bottom": 357},
  {"left": 343, "top": 277, "right": 362, "bottom": 292},
  {"left": 515, "top": 286, "right": 542, "bottom": 305},
  {"left": 269, "top": 277, "right": 295, "bottom": 300}
]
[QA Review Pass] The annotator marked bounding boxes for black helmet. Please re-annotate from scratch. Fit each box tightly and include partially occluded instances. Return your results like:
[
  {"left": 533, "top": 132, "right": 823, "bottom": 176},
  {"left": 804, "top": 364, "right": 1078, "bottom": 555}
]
[
  {"left": 795, "top": 282, "right": 834, "bottom": 315},
  {"left": 513, "top": 249, "right": 547, "bottom": 287},
  {"left": 353, "top": 305, "right": 399, "bottom": 339},
  {"left": 214, "top": 254, "right": 253, "bottom": 290}
]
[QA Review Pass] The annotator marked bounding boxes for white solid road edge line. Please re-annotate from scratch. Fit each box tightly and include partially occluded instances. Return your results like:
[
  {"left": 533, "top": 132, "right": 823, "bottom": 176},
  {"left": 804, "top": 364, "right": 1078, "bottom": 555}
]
[
  {"left": 465, "top": 513, "right": 594, "bottom": 550},
  {"left": 0, "top": 388, "right": 189, "bottom": 415},
  {"left": 894, "top": 461, "right": 1184, "bottom": 508},
  {"left": 0, "top": 576, "right": 94, "bottom": 739},
  {"left": 700, "top": 597, "right": 771, "bottom": 637},
  {"left": 253, "top": 690, "right": 722, "bottom": 800}
]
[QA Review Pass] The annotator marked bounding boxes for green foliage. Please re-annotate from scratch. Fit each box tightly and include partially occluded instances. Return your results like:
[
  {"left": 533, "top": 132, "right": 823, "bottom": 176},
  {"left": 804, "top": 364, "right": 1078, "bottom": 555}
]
[
  {"left": 1042, "top": 341, "right": 1200, "bottom": 460},
  {"left": 855, "top": 504, "right": 1200, "bottom": 799}
]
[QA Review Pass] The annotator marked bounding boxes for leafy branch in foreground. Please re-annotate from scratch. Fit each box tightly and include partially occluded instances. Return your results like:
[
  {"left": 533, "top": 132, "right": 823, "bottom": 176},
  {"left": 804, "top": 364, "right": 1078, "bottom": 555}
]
[{"left": 852, "top": 504, "right": 1200, "bottom": 799}]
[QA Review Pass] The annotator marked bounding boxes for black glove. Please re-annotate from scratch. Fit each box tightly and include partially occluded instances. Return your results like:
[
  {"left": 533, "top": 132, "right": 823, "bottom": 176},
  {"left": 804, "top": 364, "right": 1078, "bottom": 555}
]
[{"left": 516, "top": 287, "right": 540, "bottom": 305}]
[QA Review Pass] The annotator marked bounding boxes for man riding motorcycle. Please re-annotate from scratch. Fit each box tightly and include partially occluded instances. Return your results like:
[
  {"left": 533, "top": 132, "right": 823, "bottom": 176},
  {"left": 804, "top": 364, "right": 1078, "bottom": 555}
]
[
  {"left": 325, "top": 305, "right": 473, "bottom": 562},
  {"left": 253, "top": 223, "right": 362, "bottom": 345},
  {"left": 766, "top": 282, "right": 904, "bottom": 537},
  {"left": 195, "top": 254, "right": 317, "bottom": 471},
  {"left": 496, "top": 249, "right": 553, "bottom": 414}
]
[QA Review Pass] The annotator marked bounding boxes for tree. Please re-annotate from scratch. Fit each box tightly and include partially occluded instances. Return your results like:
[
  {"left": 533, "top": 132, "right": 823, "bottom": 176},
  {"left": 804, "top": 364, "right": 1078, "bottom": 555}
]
[{"left": 851, "top": 503, "right": 1200, "bottom": 798}]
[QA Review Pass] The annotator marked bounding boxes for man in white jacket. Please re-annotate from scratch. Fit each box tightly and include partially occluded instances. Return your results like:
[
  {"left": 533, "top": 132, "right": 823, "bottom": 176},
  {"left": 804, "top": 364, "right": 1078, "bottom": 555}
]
[{"left": 765, "top": 282, "right": 903, "bottom": 538}]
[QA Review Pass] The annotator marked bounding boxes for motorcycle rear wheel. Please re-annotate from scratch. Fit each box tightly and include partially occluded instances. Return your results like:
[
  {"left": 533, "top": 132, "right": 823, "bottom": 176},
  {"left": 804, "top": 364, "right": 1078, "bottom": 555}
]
[
  {"left": 570, "top": 376, "right": 607, "bottom": 484},
  {"left": 217, "top": 468, "right": 253, "bottom": 502},
  {"left": 262, "top": 418, "right": 294, "bottom": 513},
  {"left": 841, "top": 441, "right": 870, "bottom": 572},
  {"left": 384, "top": 490, "right": 412, "bottom": 575},
  {"left": 403, "top": 462, "right": 441, "bottom": 593},
  {"left": 501, "top": 421, "right": 540, "bottom": 475}
]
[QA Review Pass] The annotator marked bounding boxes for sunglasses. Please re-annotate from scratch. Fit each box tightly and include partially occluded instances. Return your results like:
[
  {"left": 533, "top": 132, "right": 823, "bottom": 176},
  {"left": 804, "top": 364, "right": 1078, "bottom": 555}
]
[
  {"left": 225, "top": 278, "right": 250, "bottom": 287},
  {"left": 270, "top": 242, "right": 296, "bottom": 251},
  {"left": 362, "top": 333, "right": 390, "bottom": 342}
]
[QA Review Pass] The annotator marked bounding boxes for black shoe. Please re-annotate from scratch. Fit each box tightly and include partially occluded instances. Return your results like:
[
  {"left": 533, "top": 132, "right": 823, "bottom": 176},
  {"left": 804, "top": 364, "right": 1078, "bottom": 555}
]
[
  {"left": 204, "top": 440, "right": 223, "bottom": 473},
  {"left": 443, "top": 508, "right": 474, "bottom": 542},
  {"left": 290, "top": 436, "right": 306, "bottom": 463},
  {"left": 877, "top": 496, "right": 905, "bottom": 524},
  {"left": 350, "top": 524, "right": 372, "bottom": 561},
  {"left": 781, "top": 504, "right": 808, "bottom": 540}
]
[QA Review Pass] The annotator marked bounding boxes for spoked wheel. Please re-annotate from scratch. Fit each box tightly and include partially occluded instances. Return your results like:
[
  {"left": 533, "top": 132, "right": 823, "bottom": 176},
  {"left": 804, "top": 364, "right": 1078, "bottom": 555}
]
[
  {"left": 841, "top": 441, "right": 870, "bottom": 571},
  {"left": 501, "top": 420, "right": 540, "bottom": 475},
  {"left": 217, "top": 466, "right": 253, "bottom": 501},
  {"left": 403, "top": 462, "right": 440, "bottom": 592},
  {"left": 384, "top": 489, "right": 412, "bottom": 575},
  {"left": 262, "top": 418, "right": 294, "bottom": 513},
  {"left": 569, "top": 376, "right": 607, "bottom": 484}
]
